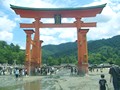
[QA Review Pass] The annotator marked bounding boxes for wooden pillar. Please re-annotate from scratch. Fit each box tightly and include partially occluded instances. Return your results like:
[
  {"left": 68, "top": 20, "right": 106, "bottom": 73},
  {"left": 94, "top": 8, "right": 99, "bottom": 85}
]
[
  {"left": 24, "top": 29, "right": 34, "bottom": 75},
  {"left": 31, "top": 18, "right": 41, "bottom": 74},
  {"left": 75, "top": 18, "right": 89, "bottom": 74},
  {"left": 79, "top": 29, "right": 89, "bottom": 73},
  {"left": 75, "top": 18, "right": 83, "bottom": 74}
]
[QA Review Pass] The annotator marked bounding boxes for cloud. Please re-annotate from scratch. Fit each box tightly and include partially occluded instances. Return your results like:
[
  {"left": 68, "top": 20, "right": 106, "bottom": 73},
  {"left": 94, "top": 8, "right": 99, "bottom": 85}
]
[
  {"left": 0, "top": 31, "right": 13, "bottom": 42},
  {"left": 4, "top": 0, "right": 57, "bottom": 8},
  {"left": 83, "top": 0, "right": 120, "bottom": 41},
  {"left": 0, "top": 16, "right": 16, "bottom": 32},
  {"left": 41, "top": 28, "right": 59, "bottom": 36},
  {"left": 40, "top": 28, "right": 77, "bottom": 45},
  {"left": 0, "top": 15, "right": 16, "bottom": 42},
  {"left": 58, "top": 29, "right": 76, "bottom": 40},
  {"left": 40, "top": 35, "right": 59, "bottom": 45}
]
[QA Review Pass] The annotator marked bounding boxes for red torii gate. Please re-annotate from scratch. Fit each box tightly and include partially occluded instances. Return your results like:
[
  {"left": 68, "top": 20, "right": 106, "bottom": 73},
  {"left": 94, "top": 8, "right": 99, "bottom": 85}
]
[{"left": 11, "top": 4, "right": 106, "bottom": 75}]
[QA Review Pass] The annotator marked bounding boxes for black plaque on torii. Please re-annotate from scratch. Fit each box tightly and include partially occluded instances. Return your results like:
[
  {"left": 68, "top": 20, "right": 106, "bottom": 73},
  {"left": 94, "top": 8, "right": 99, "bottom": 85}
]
[{"left": 54, "top": 14, "right": 61, "bottom": 24}]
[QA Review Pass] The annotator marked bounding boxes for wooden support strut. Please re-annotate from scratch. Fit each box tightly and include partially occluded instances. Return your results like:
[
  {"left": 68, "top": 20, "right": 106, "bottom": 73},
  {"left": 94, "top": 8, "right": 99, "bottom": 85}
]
[
  {"left": 24, "top": 29, "right": 34, "bottom": 75},
  {"left": 79, "top": 29, "right": 89, "bottom": 73}
]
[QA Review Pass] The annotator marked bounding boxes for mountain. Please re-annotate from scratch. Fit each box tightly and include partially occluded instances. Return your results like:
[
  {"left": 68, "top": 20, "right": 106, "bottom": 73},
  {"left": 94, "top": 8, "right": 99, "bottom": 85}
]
[
  {"left": 42, "top": 35, "right": 120, "bottom": 65},
  {"left": 88, "top": 35, "right": 120, "bottom": 52},
  {"left": 42, "top": 42, "right": 77, "bottom": 58}
]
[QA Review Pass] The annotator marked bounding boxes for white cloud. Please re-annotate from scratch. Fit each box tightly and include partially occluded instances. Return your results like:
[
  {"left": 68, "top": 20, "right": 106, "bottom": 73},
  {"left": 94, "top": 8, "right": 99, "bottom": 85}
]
[
  {"left": 0, "top": 16, "right": 16, "bottom": 32},
  {"left": 40, "top": 28, "right": 77, "bottom": 45},
  {"left": 101, "top": 4, "right": 116, "bottom": 17},
  {"left": 62, "top": 18, "right": 75, "bottom": 23},
  {"left": 41, "top": 18, "right": 54, "bottom": 23},
  {"left": 41, "top": 28, "right": 58, "bottom": 36},
  {"left": 6, "top": 0, "right": 57, "bottom": 8},
  {"left": 83, "top": 0, "right": 120, "bottom": 41},
  {"left": 0, "top": 15, "right": 16, "bottom": 42},
  {"left": 0, "top": 31, "right": 13, "bottom": 42},
  {"left": 40, "top": 35, "right": 58, "bottom": 45},
  {"left": 58, "top": 29, "right": 76, "bottom": 39}
]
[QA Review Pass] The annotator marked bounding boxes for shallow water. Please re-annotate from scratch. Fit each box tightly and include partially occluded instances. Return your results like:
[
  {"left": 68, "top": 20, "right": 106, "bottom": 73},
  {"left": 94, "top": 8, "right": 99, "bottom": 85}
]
[
  {"left": 0, "top": 80, "right": 41, "bottom": 90},
  {"left": 0, "top": 68, "right": 114, "bottom": 90},
  {"left": 0, "top": 69, "right": 70, "bottom": 90}
]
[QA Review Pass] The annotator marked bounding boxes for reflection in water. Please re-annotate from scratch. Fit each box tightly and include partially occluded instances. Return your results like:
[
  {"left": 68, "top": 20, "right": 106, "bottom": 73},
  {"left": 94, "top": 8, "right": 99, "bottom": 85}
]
[
  {"left": 0, "top": 80, "right": 41, "bottom": 90},
  {"left": 24, "top": 80, "right": 41, "bottom": 90}
]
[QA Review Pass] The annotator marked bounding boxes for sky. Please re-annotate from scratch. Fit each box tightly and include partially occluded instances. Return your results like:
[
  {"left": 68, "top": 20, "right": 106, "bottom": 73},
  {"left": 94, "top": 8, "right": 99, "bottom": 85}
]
[{"left": 0, "top": 0, "right": 120, "bottom": 49}]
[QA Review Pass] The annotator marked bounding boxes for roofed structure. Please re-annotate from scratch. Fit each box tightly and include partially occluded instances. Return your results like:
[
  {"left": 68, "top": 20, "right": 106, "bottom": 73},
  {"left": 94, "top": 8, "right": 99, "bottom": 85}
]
[{"left": 10, "top": 4, "right": 106, "bottom": 18}]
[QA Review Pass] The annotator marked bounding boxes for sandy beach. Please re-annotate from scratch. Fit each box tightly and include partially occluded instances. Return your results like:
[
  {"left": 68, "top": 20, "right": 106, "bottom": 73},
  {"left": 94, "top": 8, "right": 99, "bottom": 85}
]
[{"left": 0, "top": 68, "right": 114, "bottom": 90}]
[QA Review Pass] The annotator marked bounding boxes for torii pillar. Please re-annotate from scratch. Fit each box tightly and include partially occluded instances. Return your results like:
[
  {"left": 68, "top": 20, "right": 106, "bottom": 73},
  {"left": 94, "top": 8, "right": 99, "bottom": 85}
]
[
  {"left": 79, "top": 29, "right": 89, "bottom": 74},
  {"left": 30, "top": 18, "right": 41, "bottom": 74},
  {"left": 76, "top": 18, "right": 89, "bottom": 74},
  {"left": 23, "top": 19, "right": 43, "bottom": 75},
  {"left": 24, "top": 29, "right": 34, "bottom": 75}
]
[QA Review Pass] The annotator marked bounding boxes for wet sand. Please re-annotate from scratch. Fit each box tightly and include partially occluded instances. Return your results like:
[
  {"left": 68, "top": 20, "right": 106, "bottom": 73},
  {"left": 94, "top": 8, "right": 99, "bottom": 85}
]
[{"left": 0, "top": 68, "right": 114, "bottom": 90}]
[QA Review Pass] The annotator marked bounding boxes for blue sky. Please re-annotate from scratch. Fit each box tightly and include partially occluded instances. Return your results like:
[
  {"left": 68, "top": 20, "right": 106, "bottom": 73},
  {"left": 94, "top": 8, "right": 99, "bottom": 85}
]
[{"left": 0, "top": 0, "right": 120, "bottom": 49}]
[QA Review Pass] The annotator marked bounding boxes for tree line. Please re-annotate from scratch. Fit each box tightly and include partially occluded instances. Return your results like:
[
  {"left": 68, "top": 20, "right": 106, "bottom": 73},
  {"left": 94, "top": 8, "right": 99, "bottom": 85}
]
[
  {"left": 0, "top": 41, "right": 25, "bottom": 64},
  {"left": 0, "top": 35, "right": 120, "bottom": 66}
]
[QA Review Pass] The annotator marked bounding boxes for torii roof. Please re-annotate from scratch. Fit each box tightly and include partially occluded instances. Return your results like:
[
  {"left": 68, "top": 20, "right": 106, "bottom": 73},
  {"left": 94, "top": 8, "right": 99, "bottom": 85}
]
[{"left": 10, "top": 4, "right": 106, "bottom": 18}]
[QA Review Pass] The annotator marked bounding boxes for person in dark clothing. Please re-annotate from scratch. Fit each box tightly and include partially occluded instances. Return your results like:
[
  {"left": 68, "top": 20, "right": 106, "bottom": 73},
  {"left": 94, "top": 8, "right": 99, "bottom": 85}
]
[
  {"left": 74, "top": 67, "right": 77, "bottom": 74},
  {"left": 70, "top": 66, "right": 73, "bottom": 74},
  {"left": 109, "top": 64, "right": 120, "bottom": 90},
  {"left": 99, "top": 74, "right": 107, "bottom": 90}
]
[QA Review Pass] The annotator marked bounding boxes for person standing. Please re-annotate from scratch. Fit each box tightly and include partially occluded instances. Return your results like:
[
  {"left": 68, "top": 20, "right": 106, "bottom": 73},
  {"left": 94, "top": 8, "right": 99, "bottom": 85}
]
[
  {"left": 109, "top": 63, "right": 120, "bottom": 90},
  {"left": 70, "top": 66, "right": 73, "bottom": 75},
  {"left": 19, "top": 68, "right": 24, "bottom": 80},
  {"left": 99, "top": 74, "right": 108, "bottom": 90},
  {"left": 15, "top": 68, "right": 19, "bottom": 81},
  {"left": 25, "top": 68, "right": 28, "bottom": 76}
]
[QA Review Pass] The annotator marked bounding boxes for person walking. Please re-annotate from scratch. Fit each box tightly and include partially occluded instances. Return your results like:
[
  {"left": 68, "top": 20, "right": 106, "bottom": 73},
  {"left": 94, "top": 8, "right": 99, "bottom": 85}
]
[
  {"left": 99, "top": 74, "right": 108, "bottom": 90},
  {"left": 15, "top": 68, "right": 19, "bottom": 81}
]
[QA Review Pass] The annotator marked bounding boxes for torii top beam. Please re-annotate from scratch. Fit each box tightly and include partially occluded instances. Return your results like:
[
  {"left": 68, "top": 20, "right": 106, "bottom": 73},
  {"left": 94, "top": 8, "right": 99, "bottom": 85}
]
[{"left": 10, "top": 4, "right": 106, "bottom": 18}]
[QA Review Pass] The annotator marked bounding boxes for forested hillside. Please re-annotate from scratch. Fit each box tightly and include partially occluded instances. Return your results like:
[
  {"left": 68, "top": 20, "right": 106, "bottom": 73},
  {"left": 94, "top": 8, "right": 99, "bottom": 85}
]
[
  {"left": 42, "top": 35, "right": 120, "bottom": 66},
  {"left": 88, "top": 35, "right": 120, "bottom": 65},
  {"left": 0, "top": 35, "right": 120, "bottom": 66},
  {"left": 0, "top": 41, "right": 25, "bottom": 64},
  {"left": 42, "top": 42, "right": 77, "bottom": 65}
]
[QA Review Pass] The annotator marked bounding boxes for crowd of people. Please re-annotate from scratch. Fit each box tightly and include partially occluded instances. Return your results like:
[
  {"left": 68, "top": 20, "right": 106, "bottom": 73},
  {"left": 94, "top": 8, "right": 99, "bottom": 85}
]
[
  {"left": 0, "top": 64, "right": 28, "bottom": 81},
  {"left": 34, "top": 66, "right": 57, "bottom": 76},
  {"left": 0, "top": 63, "right": 120, "bottom": 90},
  {"left": 14, "top": 67, "right": 28, "bottom": 80}
]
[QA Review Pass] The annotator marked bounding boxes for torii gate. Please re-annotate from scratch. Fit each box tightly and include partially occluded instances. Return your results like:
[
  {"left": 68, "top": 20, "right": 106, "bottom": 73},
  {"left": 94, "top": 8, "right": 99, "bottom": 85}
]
[{"left": 10, "top": 4, "right": 106, "bottom": 75}]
